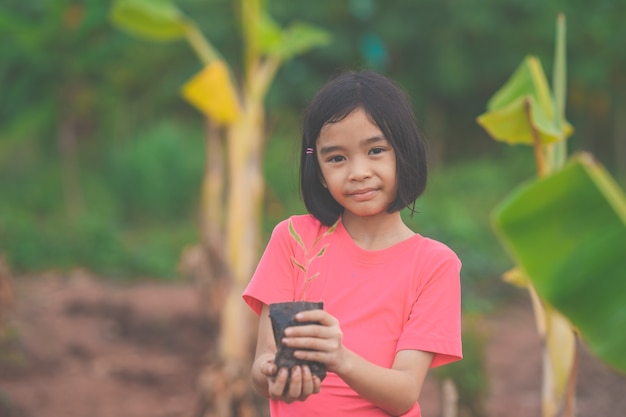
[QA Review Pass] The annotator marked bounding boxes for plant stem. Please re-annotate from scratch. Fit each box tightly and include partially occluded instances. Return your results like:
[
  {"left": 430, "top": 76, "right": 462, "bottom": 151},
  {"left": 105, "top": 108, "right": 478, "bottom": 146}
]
[
  {"left": 185, "top": 23, "right": 219, "bottom": 65},
  {"left": 525, "top": 98, "right": 548, "bottom": 178},
  {"left": 551, "top": 14, "right": 568, "bottom": 173},
  {"left": 562, "top": 341, "right": 579, "bottom": 417},
  {"left": 553, "top": 14, "right": 567, "bottom": 133}
]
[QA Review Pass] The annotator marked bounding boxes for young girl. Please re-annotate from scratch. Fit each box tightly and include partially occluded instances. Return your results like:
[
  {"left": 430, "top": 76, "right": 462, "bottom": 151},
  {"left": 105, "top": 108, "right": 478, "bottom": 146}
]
[{"left": 243, "top": 70, "right": 462, "bottom": 416}]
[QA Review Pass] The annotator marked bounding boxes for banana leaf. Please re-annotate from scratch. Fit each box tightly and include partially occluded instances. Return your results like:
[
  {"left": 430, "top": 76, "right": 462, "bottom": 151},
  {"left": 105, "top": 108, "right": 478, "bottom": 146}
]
[
  {"left": 111, "top": 0, "right": 189, "bottom": 41},
  {"left": 257, "top": 14, "right": 331, "bottom": 61},
  {"left": 477, "top": 56, "right": 573, "bottom": 146},
  {"left": 492, "top": 153, "right": 626, "bottom": 374},
  {"left": 181, "top": 60, "right": 240, "bottom": 125}
]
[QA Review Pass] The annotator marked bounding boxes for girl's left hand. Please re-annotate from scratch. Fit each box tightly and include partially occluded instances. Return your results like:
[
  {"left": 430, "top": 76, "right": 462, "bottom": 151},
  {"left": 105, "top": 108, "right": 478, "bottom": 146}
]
[
  {"left": 268, "top": 364, "right": 321, "bottom": 403},
  {"left": 282, "top": 309, "right": 348, "bottom": 374}
]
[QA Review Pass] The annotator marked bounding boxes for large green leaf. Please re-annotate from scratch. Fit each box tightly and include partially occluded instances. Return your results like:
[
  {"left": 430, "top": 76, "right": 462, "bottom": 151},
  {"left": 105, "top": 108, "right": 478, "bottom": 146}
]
[
  {"left": 257, "top": 14, "right": 331, "bottom": 61},
  {"left": 111, "top": 0, "right": 189, "bottom": 41},
  {"left": 492, "top": 153, "right": 626, "bottom": 374},
  {"left": 477, "top": 56, "right": 573, "bottom": 146}
]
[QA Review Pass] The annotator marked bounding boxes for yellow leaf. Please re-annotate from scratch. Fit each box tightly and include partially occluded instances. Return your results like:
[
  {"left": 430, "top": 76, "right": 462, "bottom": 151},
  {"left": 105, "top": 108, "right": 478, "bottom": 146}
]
[
  {"left": 502, "top": 266, "right": 530, "bottom": 288},
  {"left": 477, "top": 56, "right": 573, "bottom": 146},
  {"left": 505, "top": 269, "right": 577, "bottom": 415},
  {"left": 181, "top": 60, "right": 240, "bottom": 125},
  {"left": 503, "top": 268, "right": 547, "bottom": 336}
]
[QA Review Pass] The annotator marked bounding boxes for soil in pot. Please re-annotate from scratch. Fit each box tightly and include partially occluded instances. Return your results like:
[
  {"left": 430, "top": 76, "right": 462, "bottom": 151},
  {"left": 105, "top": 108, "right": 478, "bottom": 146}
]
[{"left": 269, "top": 301, "right": 326, "bottom": 382}]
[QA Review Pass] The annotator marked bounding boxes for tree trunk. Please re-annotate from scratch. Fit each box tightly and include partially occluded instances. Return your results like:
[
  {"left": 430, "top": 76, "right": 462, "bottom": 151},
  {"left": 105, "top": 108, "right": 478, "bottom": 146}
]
[
  {"left": 441, "top": 378, "right": 459, "bottom": 417},
  {"left": 222, "top": 97, "right": 265, "bottom": 361},
  {"left": 0, "top": 256, "right": 14, "bottom": 333},
  {"left": 193, "top": 97, "right": 268, "bottom": 417},
  {"left": 614, "top": 98, "right": 626, "bottom": 183},
  {"left": 180, "top": 120, "right": 231, "bottom": 323},
  {"left": 57, "top": 116, "right": 85, "bottom": 219}
]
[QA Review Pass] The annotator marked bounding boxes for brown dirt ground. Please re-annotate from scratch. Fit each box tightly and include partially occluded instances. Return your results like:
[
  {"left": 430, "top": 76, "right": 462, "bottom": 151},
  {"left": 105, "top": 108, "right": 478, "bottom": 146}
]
[{"left": 1, "top": 274, "right": 625, "bottom": 417}]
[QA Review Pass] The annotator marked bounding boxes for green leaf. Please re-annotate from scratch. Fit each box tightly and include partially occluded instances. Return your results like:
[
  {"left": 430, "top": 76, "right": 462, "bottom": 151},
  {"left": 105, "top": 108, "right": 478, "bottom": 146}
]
[
  {"left": 312, "top": 218, "right": 340, "bottom": 247},
  {"left": 325, "top": 218, "right": 340, "bottom": 236},
  {"left": 314, "top": 244, "right": 328, "bottom": 259},
  {"left": 257, "top": 13, "right": 283, "bottom": 53},
  {"left": 477, "top": 56, "right": 573, "bottom": 145},
  {"left": 492, "top": 153, "right": 626, "bottom": 374},
  {"left": 258, "top": 14, "right": 331, "bottom": 60},
  {"left": 111, "top": 0, "right": 189, "bottom": 41},
  {"left": 291, "top": 257, "right": 306, "bottom": 272},
  {"left": 288, "top": 218, "right": 306, "bottom": 250},
  {"left": 306, "top": 272, "right": 320, "bottom": 283}
]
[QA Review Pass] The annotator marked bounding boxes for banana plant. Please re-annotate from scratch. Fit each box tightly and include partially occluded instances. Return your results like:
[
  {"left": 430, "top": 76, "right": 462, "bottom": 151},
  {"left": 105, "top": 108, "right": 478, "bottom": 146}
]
[
  {"left": 111, "top": 0, "right": 329, "bottom": 415},
  {"left": 478, "top": 14, "right": 626, "bottom": 417}
]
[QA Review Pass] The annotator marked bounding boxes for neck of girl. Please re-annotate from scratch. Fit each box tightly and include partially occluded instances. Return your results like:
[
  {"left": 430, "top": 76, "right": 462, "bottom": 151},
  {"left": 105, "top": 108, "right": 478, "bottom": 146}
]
[{"left": 341, "top": 211, "right": 415, "bottom": 251}]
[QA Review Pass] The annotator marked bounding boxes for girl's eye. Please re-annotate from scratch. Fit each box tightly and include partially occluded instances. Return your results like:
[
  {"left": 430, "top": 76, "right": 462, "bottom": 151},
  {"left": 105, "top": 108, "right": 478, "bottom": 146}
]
[
  {"left": 369, "top": 147, "right": 385, "bottom": 155},
  {"left": 328, "top": 155, "right": 345, "bottom": 163}
]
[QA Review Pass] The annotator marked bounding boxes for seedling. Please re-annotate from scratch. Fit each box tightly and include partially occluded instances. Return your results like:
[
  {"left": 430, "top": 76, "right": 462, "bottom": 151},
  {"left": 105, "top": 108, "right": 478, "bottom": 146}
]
[
  {"left": 288, "top": 218, "right": 338, "bottom": 301},
  {"left": 269, "top": 218, "right": 339, "bottom": 382}
]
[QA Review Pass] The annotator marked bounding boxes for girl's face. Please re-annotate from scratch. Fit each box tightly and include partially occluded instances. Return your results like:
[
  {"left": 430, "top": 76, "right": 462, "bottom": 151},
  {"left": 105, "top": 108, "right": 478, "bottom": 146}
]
[{"left": 316, "top": 108, "right": 398, "bottom": 221}]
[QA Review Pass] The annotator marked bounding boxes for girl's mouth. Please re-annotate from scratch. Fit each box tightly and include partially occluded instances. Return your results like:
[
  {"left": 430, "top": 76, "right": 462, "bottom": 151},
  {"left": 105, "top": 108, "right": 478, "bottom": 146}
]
[{"left": 348, "top": 188, "right": 378, "bottom": 201}]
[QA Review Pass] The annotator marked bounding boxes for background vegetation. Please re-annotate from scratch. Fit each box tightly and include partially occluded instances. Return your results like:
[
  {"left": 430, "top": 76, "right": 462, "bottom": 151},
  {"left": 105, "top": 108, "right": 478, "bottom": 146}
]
[{"left": 1, "top": 0, "right": 624, "bottom": 314}]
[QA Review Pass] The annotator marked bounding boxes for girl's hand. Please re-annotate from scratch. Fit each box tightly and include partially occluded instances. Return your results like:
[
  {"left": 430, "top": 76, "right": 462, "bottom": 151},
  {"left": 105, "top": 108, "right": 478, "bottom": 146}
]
[
  {"left": 264, "top": 362, "right": 321, "bottom": 403},
  {"left": 282, "top": 309, "right": 347, "bottom": 374},
  {"left": 251, "top": 305, "right": 321, "bottom": 402}
]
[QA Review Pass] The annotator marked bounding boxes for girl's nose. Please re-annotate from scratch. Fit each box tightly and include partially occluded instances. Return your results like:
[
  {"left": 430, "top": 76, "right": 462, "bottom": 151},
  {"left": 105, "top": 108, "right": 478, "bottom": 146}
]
[{"left": 349, "top": 159, "right": 372, "bottom": 182}]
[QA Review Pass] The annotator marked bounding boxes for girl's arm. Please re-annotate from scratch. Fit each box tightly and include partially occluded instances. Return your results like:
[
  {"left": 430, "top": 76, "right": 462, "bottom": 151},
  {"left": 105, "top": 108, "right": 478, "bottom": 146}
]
[
  {"left": 251, "top": 304, "right": 321, "bottom": 402},
  {"left": 283, "top": 309, "right": 434, "bottom": 416}
]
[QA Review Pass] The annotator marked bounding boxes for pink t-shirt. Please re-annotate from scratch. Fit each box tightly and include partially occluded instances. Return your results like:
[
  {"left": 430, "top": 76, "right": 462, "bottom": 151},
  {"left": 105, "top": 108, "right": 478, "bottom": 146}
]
[{"left": 243, "top": 215, "right": 462, "bottom": 417}]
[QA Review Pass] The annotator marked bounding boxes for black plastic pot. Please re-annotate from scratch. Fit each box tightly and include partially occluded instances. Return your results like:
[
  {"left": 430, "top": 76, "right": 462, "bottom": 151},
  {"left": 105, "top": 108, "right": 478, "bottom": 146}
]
[{"left": 269, "top": 301, "right": 326, "bottom": 381}]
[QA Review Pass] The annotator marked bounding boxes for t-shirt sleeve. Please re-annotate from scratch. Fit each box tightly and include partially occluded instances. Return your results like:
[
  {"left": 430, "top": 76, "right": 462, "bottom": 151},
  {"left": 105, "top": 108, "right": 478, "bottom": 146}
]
[
  {"left": 396, "top": 244, "right": 462, "bottom": 368},
  {"left": 242, "top": 219, "right": 297, "bottom": 315}
]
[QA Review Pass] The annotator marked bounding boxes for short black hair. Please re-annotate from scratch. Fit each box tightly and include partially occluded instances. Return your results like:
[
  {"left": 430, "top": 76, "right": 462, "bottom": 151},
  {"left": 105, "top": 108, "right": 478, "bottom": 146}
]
[{"left": 299, "top": 70, "right": 428, "bottom": 226}]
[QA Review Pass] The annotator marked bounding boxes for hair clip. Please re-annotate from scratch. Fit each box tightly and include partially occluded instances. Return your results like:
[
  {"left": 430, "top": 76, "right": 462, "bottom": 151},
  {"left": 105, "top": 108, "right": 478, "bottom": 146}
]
[{"left": 306, "top": 147, "right": 314, "bottom": 154}]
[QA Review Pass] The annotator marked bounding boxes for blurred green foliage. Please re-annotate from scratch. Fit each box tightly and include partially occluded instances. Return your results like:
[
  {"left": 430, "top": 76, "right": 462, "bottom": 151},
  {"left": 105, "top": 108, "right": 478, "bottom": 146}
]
[
  {"left": 433, "top": 315, "right": 490, "bottom": 417},
  {"left": 0, "top": 121, "right": 204, "bottom": 279},
  {"left": 267, "top": 0, "right": 626, "bottom": 169},
  {"left": 1, "top": 0, "right": 624, "bottom": 302},
  {"left": 405, "top": 150, "right": 537, "bottom": 310},
  {"left": 105, "top": 122, "right": 204, "bottom": 222}
]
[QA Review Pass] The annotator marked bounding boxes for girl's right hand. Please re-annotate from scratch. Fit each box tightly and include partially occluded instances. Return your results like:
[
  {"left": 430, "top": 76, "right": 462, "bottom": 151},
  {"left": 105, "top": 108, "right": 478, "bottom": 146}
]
[
  {"left": 251, "top": 305, "right": 321, "bottom": 402},
  {"left": 264, "top": 363, "right": 321, "bottom": 403}
]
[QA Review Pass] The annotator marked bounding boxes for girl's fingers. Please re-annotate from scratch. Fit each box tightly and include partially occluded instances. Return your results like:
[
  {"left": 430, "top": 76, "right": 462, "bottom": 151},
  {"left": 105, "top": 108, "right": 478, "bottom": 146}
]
[
  {"left": 312, "top": 375, "right": 321, "bottom": 394},
  {"left": 284, "top": 324, "right": 333, "bottom": 339},
  {"left": 286, "top": 366, "right": 303, "bottom": 402},
  {"left": 261, "top": 360, "right": 278, "bottom": 377},
  {"left": 293, "top": 348, "right": 325, "bottom": 362},
  {"left": 268, "top": 368, "right": 289, "bottom": 400},
  {"left": 294, "top": 309, "right": 336, "bottom": 326},
  {"left": 283, "top": 336, "right": 332, "bottom": 353},
  {"left": 268, "top": 366, "right": 321, "bottom": 403},
  {"left": 299, "top": 366, "right": 314, "bottom": 400},
  {"left": 283, "top": 331, "right": 341, "bottom": 351}
]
